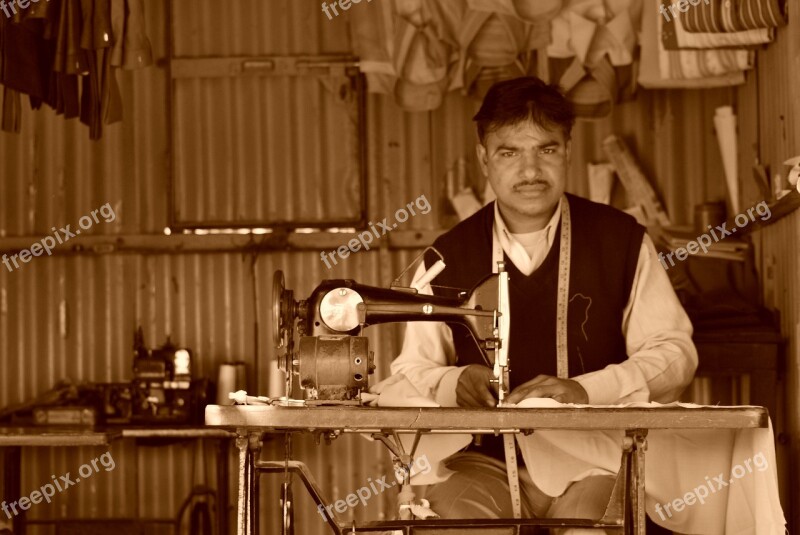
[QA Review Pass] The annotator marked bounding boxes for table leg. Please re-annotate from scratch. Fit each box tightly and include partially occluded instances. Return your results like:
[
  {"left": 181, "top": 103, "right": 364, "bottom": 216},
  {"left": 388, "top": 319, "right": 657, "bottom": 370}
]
[
  {"left": 598, "top": 446, "right": 628, "bottom": 528},
  {"left": 255, "top": 460, "right": 342, "bottom": 535},
  {"left": 218, "top": 438, "right": 231, "bottom": 535},
  {"left": 248, "top": 433, "right": 263, "bottom": 535},
  {"left": 628, "top": 430, "right": 648, "bottom": 535},
  {"left": 236, "top": 434, "right": 249, "bottom": 535},
  {"left": 2, "top": 447, "right": 23, "bottom": 535}
]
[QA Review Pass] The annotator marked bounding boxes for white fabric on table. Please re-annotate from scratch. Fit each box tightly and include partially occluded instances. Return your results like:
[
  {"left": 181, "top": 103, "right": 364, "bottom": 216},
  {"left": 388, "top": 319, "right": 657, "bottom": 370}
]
[{"left": 366, "top": 376, "right": 786, "bottom": 534}]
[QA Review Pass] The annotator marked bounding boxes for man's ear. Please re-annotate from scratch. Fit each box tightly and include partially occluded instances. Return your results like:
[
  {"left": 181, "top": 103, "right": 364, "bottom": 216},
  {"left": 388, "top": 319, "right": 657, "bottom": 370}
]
[
  {"left": 564, "top": 138, "right": 572, "bottom": 165},
  {"left": 476, "top": 143, "right": 489, "bottom": 177}
]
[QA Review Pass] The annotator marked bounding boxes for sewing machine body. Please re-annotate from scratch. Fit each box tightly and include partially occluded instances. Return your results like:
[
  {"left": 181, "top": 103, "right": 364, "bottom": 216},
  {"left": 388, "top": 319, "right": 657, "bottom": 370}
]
[{"left": 272, "top": 264, "right": 509, "bottom": 403}]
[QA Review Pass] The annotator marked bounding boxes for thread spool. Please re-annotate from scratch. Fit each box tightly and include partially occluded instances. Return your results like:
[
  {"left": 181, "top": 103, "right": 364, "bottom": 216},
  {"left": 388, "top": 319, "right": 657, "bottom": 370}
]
[{"left": 217, "top": 362, "right": 247, "bottom": 405}]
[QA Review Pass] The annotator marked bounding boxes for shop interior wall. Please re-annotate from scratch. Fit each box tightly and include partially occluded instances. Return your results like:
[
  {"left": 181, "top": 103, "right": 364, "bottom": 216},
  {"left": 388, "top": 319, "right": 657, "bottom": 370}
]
[
  {"left": 1, "top": 0, "right": 791, "bottom": 532},
  {"left": 746, "top": 0, "right": 800, "bottom": 528}
]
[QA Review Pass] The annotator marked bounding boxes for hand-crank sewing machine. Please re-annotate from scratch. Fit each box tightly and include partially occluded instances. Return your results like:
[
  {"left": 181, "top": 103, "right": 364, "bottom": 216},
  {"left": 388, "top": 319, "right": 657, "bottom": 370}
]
[{"left": 205, "top": 256, "right": 770, "bottom": 535}]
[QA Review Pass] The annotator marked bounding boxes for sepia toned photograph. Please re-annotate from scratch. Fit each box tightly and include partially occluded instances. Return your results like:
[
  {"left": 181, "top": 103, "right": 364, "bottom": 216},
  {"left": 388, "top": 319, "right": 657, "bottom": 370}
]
[{"left": 0, "top": 0, "right": 796, "bottom": 533}]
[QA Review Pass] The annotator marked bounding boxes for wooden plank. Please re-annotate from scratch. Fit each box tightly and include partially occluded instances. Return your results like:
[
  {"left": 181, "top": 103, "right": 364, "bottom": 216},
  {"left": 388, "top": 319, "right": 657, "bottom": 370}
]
[
  {"left": 603, "top": 135, "right": 671, "bottom": 226},
  {"left": 0, "top": 428, "right": 116, "bottom": 447},
  {"left": 0, "top": 230, "right": 439, "bottom": 255},
  {"left": 120, "top": 428, "right": 236, "bottom": 439},
  {"left": 737, "top": 189, "right": 800, "bottom": 235},
  {"left": 171, "top": 56, "right": 359, "bottom": 79},
  {"left": 206, "top": 405, "right": 769, "bottom": 431}
]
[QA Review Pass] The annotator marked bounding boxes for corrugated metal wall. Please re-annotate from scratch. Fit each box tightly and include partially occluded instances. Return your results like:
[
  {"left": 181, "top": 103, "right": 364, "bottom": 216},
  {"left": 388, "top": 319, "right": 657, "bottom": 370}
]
[
  {"left": 749, "top": 0, "right": 800, "bottom": 527},
  {"left": 0, "top": 0, "right": 784, "bottom": 533},
  {"left": 171, "top": 73, "right": 364, "bottom": 227},
  {"left": 755, "top": 211, "right": 800, "bottom": 530}
]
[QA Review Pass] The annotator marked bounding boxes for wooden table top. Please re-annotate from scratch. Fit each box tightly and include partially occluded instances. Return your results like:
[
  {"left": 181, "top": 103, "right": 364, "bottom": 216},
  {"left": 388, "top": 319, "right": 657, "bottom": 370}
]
[{"left": 205, "top": 404, "right": 769, "bottom": 433}]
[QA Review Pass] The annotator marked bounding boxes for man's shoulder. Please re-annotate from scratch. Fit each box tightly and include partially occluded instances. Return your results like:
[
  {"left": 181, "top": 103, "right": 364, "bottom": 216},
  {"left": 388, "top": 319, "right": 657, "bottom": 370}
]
[
  {"left": 425, "top": 203, "right": 494, "bottom": 281},
  {"left": 433, "top": 202, "right": 495, "bottom": 249}
]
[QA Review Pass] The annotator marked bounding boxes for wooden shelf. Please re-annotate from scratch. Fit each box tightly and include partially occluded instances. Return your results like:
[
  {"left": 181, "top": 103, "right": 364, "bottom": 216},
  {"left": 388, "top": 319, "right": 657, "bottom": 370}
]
[{"left": 738, "top": 189, "right": 800, "bottom": 235}]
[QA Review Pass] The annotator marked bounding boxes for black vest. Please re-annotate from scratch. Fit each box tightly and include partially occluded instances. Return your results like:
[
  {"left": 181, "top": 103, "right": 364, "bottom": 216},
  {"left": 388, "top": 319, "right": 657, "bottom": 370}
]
[{"left": 423, "top": 194, "right": 644, "bottom": 460}]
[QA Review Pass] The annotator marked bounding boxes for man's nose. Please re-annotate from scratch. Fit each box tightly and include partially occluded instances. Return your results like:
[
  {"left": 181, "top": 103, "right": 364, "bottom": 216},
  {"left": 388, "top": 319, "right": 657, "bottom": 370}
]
[{"left": 520, "top": 152, "right": 540, "bottom": 178}]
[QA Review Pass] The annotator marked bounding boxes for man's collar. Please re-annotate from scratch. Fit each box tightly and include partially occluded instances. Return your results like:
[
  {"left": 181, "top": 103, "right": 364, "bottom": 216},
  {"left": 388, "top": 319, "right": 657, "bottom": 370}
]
[{"left": 493, "top": 197, "right": 563, "bottom": 245}]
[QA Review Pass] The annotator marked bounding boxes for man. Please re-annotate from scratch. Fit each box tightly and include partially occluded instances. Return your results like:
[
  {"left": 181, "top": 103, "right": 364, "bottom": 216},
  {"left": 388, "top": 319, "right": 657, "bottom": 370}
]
[{"left": 391, "top": 77, "right": 698, "bottom": 531}]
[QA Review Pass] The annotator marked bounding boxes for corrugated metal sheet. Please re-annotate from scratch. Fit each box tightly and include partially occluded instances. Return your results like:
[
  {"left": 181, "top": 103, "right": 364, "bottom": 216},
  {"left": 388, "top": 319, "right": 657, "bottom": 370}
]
[
  {"left": 755, "top": 210, "right": 800, "bottom": 530},
  {"left": 170, "top": 0, "right": 363, "bottom": 228},
  {"left": 749, "top": 1, "right": 800, "bottom": 525},
  {"left": 171, "top": 72, "right": 364, "bottom": 227},
  {"left": 750, "top": 2, "right": 799, "bottom": 525},
  {"left": 373, "top": 88, "right": 738, "bottom": 232},
  {"left": 171, "top": 0, "right": 352, "bottom": 57},
  {"left": 0, "top": 1, "right": 168, "bottom": 237},
  {"left": 1, "top": 0, "right": 790, "bottom": 532},
  {"left": 0, "top": 0, "right": 738, "bottom": 238},
  {"left": 0, "top": 251, "right": 410, "bottom": 534}
]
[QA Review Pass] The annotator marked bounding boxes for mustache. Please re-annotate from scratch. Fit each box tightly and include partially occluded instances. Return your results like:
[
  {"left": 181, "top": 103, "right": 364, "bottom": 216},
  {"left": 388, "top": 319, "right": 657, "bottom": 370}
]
[{"left": 513, "top": 180, "right": 549, "bottom": 190}]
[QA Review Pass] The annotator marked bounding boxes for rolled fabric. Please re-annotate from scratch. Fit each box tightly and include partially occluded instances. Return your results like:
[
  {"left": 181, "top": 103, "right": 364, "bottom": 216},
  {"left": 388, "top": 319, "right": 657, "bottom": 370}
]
[
  {"left": 639, "top": 0, "right": 746, "bottom": 87},
  {"left": 661, "top": 0, "right": 773, "bottom": 50},
  {"left": 681, "top": 0, "right": 786, "bottom": 33},
  {"left": 587, "top": 162, "right": 615, "bottom": 205},
  {"left": 656, "top": 0, "right": 753, "bottom": 81},
  {"left": 714, "top": 106, "right": 740, "bottom": 214},
  {"left": 738, "top": 0, "right": 786, "bottom": 29}
]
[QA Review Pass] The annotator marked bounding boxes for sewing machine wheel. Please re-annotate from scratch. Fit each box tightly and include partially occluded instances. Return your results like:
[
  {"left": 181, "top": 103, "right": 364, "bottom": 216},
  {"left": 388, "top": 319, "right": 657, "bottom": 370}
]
[{"left": 272, "top": 270, "right": 295, "bottom": 349}]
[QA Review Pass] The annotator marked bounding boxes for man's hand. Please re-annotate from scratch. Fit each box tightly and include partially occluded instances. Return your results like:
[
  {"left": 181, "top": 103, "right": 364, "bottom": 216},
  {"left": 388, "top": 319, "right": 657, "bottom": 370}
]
[
  {"left": 456, "top": 365, "right": 498, "bottom": 407},
  {"left": 505, "top": 375, "right": 589, "bottom": 405}
]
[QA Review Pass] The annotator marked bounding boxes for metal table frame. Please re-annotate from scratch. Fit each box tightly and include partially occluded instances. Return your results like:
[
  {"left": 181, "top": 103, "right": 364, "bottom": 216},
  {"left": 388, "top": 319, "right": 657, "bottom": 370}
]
[
  {"left": 205, "top": 405, "right": 769, "bottom": 535},
  {"left": 0, "top": 427, "right": 236, "bottom": 535}
]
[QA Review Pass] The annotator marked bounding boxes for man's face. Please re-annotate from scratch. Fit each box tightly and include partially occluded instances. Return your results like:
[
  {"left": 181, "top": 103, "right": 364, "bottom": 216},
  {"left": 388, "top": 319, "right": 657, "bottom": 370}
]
[{"left": 477, "top": 121, "right": 570, "bottom": 233}]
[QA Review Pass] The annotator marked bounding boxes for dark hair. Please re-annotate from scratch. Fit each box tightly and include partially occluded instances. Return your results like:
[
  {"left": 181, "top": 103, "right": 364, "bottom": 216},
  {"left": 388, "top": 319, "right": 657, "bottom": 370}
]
[{"left": 473, "top": 77, "right": 575, "bottom": 144}]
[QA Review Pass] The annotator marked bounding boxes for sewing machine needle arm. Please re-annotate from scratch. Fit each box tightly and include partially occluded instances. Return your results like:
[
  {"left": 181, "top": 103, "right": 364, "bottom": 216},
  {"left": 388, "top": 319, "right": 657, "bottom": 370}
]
[{"left": 496, "top": 264, "right": 510, "bottom": 404}]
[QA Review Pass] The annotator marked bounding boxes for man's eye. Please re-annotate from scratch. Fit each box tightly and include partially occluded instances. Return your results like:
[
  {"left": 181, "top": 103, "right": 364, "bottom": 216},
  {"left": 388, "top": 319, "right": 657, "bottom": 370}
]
[
  {"left": 541, "top": 147, "right": 556, "bottom": 155},
  {"left": 500, "top": 151, "right": 516, "bottom": 158}
]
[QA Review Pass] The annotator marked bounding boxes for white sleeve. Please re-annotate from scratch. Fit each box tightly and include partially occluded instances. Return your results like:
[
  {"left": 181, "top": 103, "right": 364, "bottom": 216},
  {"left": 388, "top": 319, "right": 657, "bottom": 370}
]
[
  {"left": 573, "top": 233, "right": 699, "bottom": 404},
  {"left": 390, "top": 263, "right": 466, "bottom": 406}
]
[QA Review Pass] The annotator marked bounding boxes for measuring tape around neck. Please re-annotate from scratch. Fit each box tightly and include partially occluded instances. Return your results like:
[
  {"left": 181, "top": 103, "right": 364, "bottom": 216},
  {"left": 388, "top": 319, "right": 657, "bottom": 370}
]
[
  {"left": 503, "top": 197, "right": 572, "bottom": 519},
  {"left": 555, "top": 198, "right": 572, "bottom": 379}
]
